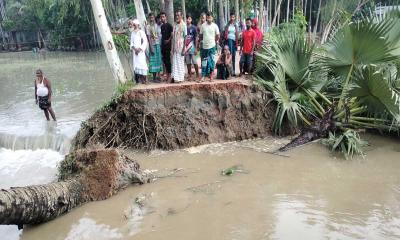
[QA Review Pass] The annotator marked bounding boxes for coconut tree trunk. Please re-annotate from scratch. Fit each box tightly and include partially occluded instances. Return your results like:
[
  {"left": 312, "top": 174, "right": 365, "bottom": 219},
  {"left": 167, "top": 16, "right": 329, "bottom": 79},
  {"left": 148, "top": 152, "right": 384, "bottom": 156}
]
[
  {"left": 313, "top": 0, "right": 322, "bottom": 40},
  {"left": 259, "top": 0, "right": 265, "bottom": 31},
  {"left": 286, "top": 0, "right": 290, "bottom": 22},
  {"left": 39, "top": 29, "right": 47, "bottom": 49},
  {"left": 292, "top": 0, "right": 295, "bottom": 19},
  {"left": 308, "top": 0, "right": 312, "bottom": 33},
  {"left": 219, "top": 0, "right": 226, "bottom": 29},
  {"left": 159, "top": 0, "right": 165, "bottom": 12},
  {"left": 235, "top": 0, "right": 239, "bottom": 21},
  {"left": 134, "top": 0, "right": 146, "bottom": 26},
  {"left": 0, "top": 149, "right": 145, "bottom": 226},
  {"left": 37, "top": 31, "right": 42, "bottom": 49},
  {"left": 279, "top": 108, "right": 336, "bottom": 152},
  {"left": 271, "top": 0, "right": 283, "bottom": 27},
  {"left": 165, "top": 0, "right": 174, "bottom": 25},
  {"left": 268, "top": 0, "right": 272, "bottom": 28},
  {"left": 304, "top": 0, "right": 307, "bottom": 18},
  {"left": 89, "top": 0, "right": 127, "bottom": 84},
  {"left": 181, "top": 0, "right": 186, "bottom": 20}
]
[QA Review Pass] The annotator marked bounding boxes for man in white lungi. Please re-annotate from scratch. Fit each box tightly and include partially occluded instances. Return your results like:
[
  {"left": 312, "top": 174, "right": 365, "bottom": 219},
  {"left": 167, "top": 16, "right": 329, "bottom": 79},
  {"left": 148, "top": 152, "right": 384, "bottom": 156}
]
[
  {"left": 171, "top": 10, "right": 187, "bottom": 83},
  {"left": 130, "top": 19, "right": 149, "bottom": 84}
]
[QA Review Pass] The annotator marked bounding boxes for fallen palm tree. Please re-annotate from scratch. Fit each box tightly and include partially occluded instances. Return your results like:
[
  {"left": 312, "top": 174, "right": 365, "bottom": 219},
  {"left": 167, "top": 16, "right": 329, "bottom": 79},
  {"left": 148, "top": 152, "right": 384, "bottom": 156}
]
[
  {"left": 0, "top": 148, "right": 145, "bottom": 227},
  {"left": 256, "top": 11, "right": 400, "bottom": 158}
]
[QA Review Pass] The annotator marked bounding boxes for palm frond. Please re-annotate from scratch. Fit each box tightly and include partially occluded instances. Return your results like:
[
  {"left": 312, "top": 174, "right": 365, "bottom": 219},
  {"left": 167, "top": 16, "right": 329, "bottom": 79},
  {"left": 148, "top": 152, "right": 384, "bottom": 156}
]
[
  {"left": 322, "top": 129, "right": 367, "bottom": 159},
  {"left": 320, "top": 17, "right": 398, "bottom": 77},
  {"left": 255, "top": 67, "right": 313, "bottom": 135},
  {"left": 351, "top": 66, "right": 400, "bottom": 124}
]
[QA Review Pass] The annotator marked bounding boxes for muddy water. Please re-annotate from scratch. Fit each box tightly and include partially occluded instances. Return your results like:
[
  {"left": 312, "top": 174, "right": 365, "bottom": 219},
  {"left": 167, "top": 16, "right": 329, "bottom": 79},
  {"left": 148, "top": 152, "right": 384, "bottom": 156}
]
[
  {"left": 0, "top": 51, "right": 126, "bottom": 153},
  {"left": 0, "top": 51, "right": 120, "bottom": 239},
  {"left": 19, "top": 135, "right": 400, "bottom": 240}
]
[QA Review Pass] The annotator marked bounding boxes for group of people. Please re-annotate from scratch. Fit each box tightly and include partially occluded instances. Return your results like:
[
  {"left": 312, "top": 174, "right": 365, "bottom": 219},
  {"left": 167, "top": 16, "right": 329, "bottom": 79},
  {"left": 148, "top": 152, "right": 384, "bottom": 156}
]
[{"left": 128, "top": 11, "right": 264, "bottom": 84}]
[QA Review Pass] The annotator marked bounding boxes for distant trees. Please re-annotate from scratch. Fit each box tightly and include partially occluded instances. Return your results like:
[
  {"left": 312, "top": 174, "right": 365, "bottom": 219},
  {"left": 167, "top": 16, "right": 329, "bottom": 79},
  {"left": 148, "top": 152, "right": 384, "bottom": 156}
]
[{"left": 0, "top": 0, "right": 395, "bottom": 51}]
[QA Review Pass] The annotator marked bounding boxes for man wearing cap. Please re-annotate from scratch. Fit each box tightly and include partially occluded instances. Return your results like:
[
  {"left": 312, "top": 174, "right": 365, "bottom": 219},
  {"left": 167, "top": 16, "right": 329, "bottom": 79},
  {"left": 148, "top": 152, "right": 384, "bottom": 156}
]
[{"left": 130, "top": 19, "right": 149, "bottom": 84}]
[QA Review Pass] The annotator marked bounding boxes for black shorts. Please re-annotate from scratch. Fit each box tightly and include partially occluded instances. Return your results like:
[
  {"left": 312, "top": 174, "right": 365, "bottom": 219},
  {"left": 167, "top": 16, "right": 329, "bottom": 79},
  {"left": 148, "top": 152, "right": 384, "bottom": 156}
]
[{"left": 38, "top": 96, "right": 51, "bottom": 110}]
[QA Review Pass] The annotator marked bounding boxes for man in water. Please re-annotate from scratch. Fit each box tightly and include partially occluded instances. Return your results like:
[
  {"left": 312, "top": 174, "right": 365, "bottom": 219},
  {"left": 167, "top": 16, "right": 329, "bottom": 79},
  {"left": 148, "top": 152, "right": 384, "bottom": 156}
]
[
  {"left": 171, "top": 10, "right": 187, "bottom": 83},
  {"left": 239, "top": 18, "right": 255, "bottom": 76},
  {"left": 184, "top": 13, "right": 200, "bottom": 81},
  {"left": 146, "top": 13, "right": 163, "bottom": 83},
  {"left": 199, "top": 12, "right": 220, "bottom": 82},
  {"left": 160, "top": 12, "right": 174, "bottom": 83},
  {"left": 130, "top": 19, "right": 149, "bottom": 84},
  {"left": 35, "top": 69, "right": 56, "bottom": 121}
]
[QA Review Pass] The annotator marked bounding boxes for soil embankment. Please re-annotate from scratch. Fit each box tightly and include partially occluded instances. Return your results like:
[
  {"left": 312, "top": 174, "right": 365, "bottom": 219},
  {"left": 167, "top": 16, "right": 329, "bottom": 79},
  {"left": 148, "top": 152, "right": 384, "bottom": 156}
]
[{"left": 72, "top": 79, "right": 276, "bottom": 151}]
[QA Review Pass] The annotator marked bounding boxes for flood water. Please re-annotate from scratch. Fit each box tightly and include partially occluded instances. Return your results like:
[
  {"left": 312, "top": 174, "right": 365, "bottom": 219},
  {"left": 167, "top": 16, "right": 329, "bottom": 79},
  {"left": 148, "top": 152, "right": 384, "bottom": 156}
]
[{"left": 1, "top": 52, "right": 400, "bottom": 240}]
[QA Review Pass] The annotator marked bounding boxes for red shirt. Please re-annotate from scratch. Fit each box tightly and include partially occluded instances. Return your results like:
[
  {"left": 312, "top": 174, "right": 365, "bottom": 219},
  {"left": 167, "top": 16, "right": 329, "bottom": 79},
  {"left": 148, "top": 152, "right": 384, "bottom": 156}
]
[{"left": 242, "top": 29, "right": 255, "bottom": 54}]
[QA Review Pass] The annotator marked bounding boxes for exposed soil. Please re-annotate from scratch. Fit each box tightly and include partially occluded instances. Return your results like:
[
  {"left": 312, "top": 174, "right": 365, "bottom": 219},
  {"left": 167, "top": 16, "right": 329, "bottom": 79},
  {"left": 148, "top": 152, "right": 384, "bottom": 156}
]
[{"left": 71, "top": 79, "right": 276, "bottom": 151}]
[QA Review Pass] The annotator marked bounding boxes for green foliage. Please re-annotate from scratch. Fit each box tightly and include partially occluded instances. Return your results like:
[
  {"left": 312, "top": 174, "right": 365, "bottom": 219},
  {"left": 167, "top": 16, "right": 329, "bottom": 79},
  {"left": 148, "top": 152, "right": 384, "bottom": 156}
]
[
  {"left": 322, "top": 129, "right": 367, "bottom": 159},
  {"left": 113, "top": 34, "right": 130, "bottom": 53},
  {"left": 96, "top": 81, "right": 135, "bottom": 113},
  {"left": 255, "top": 15, "right": 323, "bottom": 134},
  {"left": 256, "top": 10, "right": 400, "bottom": 158},
  {"left": 269, "top": 11, "right": 307, "bottom": 43}
]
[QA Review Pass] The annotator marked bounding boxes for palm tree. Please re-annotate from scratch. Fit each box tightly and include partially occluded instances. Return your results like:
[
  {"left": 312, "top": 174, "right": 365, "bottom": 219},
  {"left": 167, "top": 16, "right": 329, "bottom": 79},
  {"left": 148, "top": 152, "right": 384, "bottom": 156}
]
[
  {"left": 255, "top": 11, "right": 400, "bottom": 158},
  {"left": 90, "top": 0, "right": 127, "bottom": 83}
]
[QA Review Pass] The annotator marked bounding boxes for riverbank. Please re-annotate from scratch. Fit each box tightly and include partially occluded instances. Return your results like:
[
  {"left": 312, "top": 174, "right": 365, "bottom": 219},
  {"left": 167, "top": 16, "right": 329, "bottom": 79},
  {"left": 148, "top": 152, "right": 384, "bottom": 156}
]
[{"left": 71, "top": 77, "right": 276, "bottom": 152}]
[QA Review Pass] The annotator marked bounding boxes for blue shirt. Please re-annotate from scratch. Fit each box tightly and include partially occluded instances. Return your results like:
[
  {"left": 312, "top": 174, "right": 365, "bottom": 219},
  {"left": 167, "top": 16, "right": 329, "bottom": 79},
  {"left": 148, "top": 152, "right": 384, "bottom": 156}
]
[{"left": 186, "top": 25, "right": 197, "bottom": 54}]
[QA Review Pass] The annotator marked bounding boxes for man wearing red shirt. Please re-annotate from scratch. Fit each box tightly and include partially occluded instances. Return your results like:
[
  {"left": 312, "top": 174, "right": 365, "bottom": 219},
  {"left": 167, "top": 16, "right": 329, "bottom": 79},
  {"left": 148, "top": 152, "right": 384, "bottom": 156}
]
[{"left": 240, "top": 18, "right": 256, "bottom": 75}]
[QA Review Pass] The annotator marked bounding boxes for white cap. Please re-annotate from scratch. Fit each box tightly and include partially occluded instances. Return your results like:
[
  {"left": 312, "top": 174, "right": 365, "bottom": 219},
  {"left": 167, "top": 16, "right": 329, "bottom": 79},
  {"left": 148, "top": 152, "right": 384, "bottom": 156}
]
[{"left": 132, "top": 19, "right": 140, "bottom": 25}]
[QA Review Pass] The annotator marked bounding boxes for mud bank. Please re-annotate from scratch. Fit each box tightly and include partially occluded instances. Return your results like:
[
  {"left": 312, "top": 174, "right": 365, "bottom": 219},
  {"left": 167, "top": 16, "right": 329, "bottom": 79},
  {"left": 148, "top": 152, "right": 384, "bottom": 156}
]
[{"left": 72, "top": 80, "right": 276, "bottom": 151}]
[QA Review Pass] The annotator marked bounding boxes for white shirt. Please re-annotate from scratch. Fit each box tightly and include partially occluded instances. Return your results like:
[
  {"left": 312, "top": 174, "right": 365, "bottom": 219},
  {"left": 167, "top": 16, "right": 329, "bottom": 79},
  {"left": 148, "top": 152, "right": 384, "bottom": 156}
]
[
  {"left": 200, "top": 22, "right": 220, "bottom": 49},
  {"left": 130, "top": 29, "right": 148, "bottom": 71}
]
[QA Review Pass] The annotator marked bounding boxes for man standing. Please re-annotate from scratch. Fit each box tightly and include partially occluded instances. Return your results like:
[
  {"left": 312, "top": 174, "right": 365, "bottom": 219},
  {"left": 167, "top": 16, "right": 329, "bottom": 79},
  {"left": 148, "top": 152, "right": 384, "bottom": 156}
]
[
  {"left": 160, "top": 12, "right": 174, "bottom": 83},
  {"left": 251, "top": 18, "right": 264, "bottom": 72},
  {"left": 146, "top": 13, "right": 163, "bottom": 83},
  {"left": 171, "top": 10, "right": 187, "bottom": 83},
  {"left": 130, "top": 19, "right": 149, "bottom": 84},
  {"left": 224, "top": 13, "right": 239, "bottom": 76},
  {"left": 239, "top": 18, "right": 255, "bottom": 76},
  {"left": 184, "top": 13, "right": 199, "bottom": 81},
  {"left": 199, "top": 12, "right": 220, "bottom": 82}
]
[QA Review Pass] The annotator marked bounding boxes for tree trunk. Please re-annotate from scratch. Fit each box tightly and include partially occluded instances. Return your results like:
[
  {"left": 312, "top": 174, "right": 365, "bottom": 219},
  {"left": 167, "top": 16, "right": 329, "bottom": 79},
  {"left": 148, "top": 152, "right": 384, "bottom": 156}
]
[
  {"left": 159, "top": 0, "right": 165, "bottom": 12},
  {"left": 286, "top": 0, "right": 290, "bottom": 22},
  {"left": 39, "top": 30, "right": 47, "bottom": 49},
  {"left": 271, "top": 0, "right": 283, "bottom": 27},
  {"left": 134, "top": 0, "right": 146, "bottom": 26},
  {"left": 268, "top": 0, "right": 272, "bottom": 28},
  {"left": 181, "top": 0, "right": 186, "bottom": 21},
  {"left": 313, "top": 0, "right": 322, "bottom": 40},
  {"left": 146, "top": 0, "right": 151, "bottom": 14},
  {"left": 219, "top": 0, "right": 225, "bottom": 29},
  {"left": 292, "top": 0, "right": 295, "bottom": 19},
  {"left": 164, "top": 0, "right": 174, "bottom": 25},
  {"left": 308, "top": 0, "right": 312, "bottom": 33},
  {"left": 304, "top": 0, "right": 307, "bottom": 19},
  {"left": 259, "top": 0, "right": 265, "bottom": 31},
  {"left": 279, "top": 108, "right": 336, "bottom": 152},
  {"left": 0, "top": 149, "right": 145, "bottom": 226},
  {"left": 235, "top": 0, "right": 239, "bottom": 22},
  {"left": 37, "top": 31, "right": 42, "bottom": 49},
  {"left": 90, "top": 0, "right": 127, "bottom": 84}
]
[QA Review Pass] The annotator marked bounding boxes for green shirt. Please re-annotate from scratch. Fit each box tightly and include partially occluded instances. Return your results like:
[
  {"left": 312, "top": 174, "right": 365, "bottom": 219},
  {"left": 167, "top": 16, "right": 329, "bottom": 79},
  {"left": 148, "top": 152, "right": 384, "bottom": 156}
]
[{"left": 200, "top": 22, "right": 220, "bottom": 49}]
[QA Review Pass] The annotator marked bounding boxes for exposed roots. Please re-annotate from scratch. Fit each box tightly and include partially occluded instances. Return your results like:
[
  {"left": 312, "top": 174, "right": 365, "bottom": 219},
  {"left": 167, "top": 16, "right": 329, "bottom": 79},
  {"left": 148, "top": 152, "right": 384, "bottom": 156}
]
[{"left": 72, "top": 83, "right": 276, "bottom": 152}]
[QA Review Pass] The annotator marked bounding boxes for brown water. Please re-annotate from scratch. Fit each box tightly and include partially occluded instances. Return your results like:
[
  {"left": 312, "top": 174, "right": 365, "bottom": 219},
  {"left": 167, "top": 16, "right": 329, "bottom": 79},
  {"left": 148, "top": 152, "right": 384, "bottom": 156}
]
[{"left": 19, "top": 135, "right": 400, "bottom": 240}]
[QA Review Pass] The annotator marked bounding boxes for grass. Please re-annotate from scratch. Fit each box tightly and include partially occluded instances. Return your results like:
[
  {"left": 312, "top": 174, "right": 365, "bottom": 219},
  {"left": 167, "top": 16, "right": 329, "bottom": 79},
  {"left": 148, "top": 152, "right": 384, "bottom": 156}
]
[{"left": 96, "top": 81, "right": 135, "bottom": 113}]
